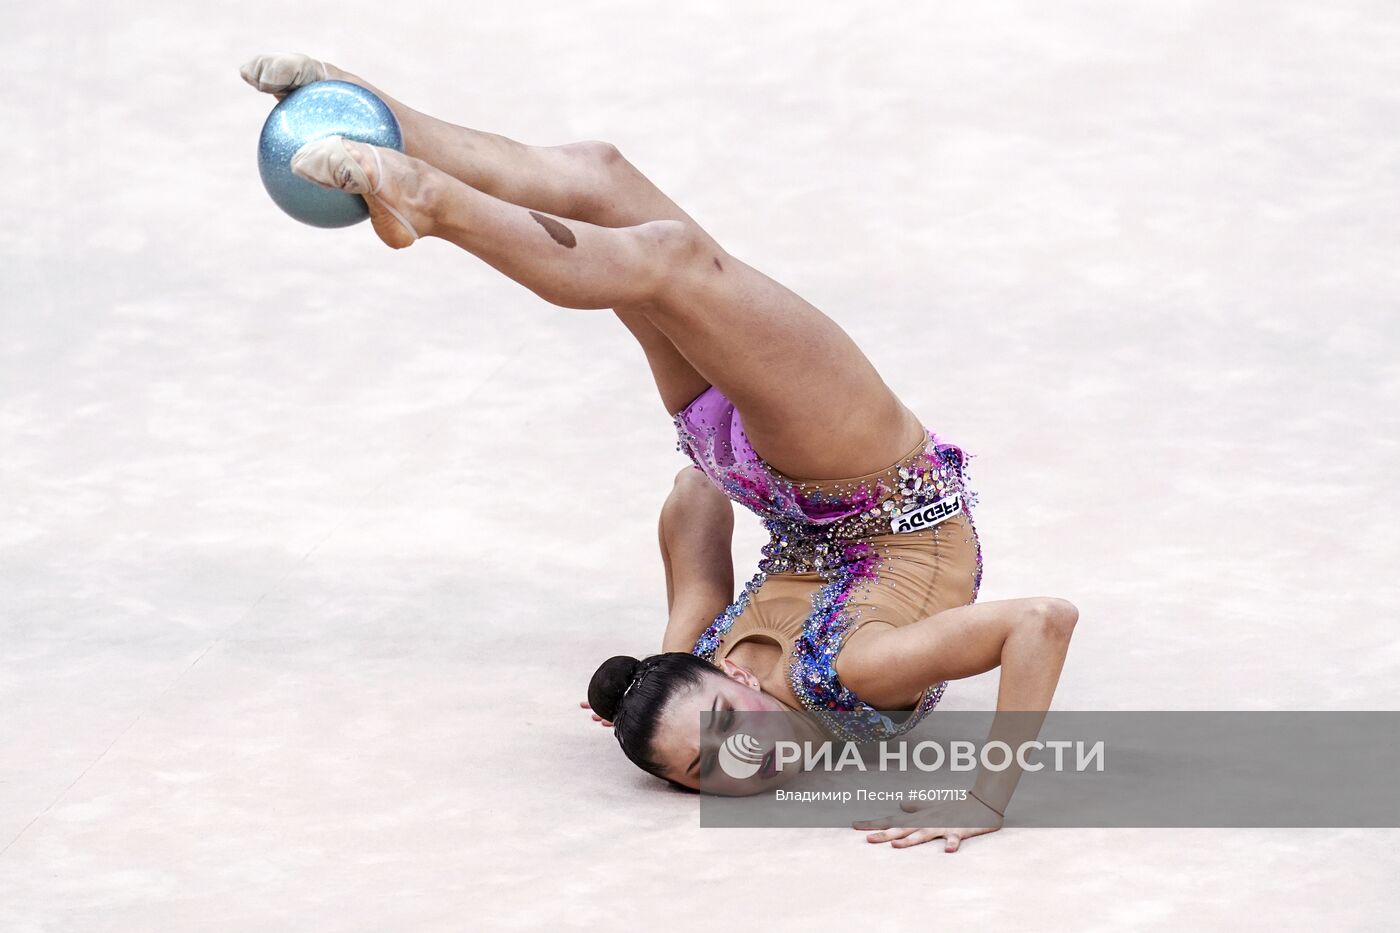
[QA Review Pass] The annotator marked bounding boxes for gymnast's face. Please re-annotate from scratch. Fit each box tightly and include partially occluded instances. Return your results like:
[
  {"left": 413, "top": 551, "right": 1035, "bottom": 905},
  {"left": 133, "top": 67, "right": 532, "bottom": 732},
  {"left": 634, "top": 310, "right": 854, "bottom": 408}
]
[{"left": 650, "top": 661, "right": 805, "bottom": 796}]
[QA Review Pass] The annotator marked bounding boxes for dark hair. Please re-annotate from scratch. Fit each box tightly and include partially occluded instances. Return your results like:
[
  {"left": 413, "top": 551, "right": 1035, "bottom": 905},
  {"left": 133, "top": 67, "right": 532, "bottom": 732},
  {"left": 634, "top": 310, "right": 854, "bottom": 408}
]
[{"left": 588, "top": 652, "right": 717, "bottom": 786}]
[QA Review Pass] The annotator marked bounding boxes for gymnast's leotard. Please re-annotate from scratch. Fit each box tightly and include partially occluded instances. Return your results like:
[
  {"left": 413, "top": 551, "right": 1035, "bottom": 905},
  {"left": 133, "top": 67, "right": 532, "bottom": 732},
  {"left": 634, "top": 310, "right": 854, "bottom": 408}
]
[{"left": 675, "top": 385, "right": 984, "bottom": 742}]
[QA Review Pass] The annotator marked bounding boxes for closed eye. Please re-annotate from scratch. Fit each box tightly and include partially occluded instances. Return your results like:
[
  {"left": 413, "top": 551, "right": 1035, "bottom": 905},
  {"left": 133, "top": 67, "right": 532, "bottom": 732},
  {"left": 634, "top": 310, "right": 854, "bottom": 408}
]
[
  {"left": 689, "top": 695, "right": 723, "bottom": 777},
  {"left": 700, "top": 702, "right": 736, "bottom": 777}
]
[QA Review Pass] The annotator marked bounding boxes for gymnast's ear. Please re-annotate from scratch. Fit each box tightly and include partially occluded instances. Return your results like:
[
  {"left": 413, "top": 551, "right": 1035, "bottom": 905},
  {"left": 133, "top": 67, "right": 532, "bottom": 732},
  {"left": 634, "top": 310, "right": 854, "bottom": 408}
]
[{"left": 719, "top": 657, "right": 761, "bottom": 691}]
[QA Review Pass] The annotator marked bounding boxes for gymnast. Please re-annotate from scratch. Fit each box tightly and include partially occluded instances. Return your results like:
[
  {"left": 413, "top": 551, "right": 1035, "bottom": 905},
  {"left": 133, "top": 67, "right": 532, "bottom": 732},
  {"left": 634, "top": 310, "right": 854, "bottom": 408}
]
[{"left": 241, "top": 52, "right": 1080, "bottom": 851}]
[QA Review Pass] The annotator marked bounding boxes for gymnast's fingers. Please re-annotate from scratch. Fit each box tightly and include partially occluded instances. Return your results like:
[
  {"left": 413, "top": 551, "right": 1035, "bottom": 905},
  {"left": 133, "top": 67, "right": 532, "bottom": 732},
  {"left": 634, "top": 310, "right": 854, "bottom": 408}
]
[
  {"left": 890, "top": 828, "right": 937, "bottom": 848},
  {"left": 579, "top": 701, "right": 613, "bottom": 727}
]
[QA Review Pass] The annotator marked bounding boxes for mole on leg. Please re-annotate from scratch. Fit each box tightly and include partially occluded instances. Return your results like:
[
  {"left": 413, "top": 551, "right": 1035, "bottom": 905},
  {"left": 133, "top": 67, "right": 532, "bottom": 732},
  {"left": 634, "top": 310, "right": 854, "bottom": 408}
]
[{"left": 529, "top": 210, "right": 578, "bottom": 248}]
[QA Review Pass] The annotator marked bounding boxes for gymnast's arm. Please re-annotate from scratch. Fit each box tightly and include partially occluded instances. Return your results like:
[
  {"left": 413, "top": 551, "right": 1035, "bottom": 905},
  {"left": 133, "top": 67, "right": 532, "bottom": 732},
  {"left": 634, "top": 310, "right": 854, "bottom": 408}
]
[
  {"left": 837, "top": 596, "right": 1079, "bottom": 823},
  {"left": 581, "top": 467, "right": 735, "bottom": 727},
  {"left": 658, "top": 466, "right": 736, "bottom": 654}
]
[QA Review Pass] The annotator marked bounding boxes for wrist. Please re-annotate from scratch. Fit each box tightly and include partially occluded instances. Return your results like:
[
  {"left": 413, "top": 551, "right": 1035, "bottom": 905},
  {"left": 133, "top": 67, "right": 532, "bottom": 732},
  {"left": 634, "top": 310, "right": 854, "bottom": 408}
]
[{"left": 967, "top": 789, "right": 1005, "bottom": 819}]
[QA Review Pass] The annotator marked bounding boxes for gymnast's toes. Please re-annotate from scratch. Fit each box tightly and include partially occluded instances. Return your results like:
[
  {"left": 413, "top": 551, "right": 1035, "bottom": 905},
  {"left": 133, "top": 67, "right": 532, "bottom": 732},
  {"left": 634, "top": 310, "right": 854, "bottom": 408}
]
[
  {"left": 290, "top": 136, "right": 372, "bottom": 194},
  {"left": 239, "top": 52, "right": 327, "bottom": 96},
  {"left": 291, "top": 136, "right": 423, "bottom": 249}
]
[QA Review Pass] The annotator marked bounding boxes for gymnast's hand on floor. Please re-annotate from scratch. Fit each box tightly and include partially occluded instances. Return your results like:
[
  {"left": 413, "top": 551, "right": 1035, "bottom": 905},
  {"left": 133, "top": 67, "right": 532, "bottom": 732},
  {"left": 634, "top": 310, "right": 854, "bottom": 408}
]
[
  {"left": 579, "top": 701, "right": 613, "bottom": 729},
  {"left": 852, "top": 796, "right": 1003, "bottom": 852}
]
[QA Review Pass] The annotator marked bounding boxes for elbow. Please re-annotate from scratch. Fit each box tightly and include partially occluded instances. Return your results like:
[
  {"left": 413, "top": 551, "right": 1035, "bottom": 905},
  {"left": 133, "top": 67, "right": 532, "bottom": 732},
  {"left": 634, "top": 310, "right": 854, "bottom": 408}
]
[
  {"left": 660, "top": 467, "right": 732, "bottom": 531},
  {"left": 671, "top": 464, "right": 709, "bottom": 492},
  {"left": 668, "top": 466, "right": 729, "bottom": 512}
]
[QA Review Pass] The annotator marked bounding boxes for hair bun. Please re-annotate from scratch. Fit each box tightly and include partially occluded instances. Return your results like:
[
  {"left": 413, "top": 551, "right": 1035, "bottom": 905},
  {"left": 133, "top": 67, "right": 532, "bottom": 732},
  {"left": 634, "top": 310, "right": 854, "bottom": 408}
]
[{"left": 588, "top": 655, "right": 641, "bottom": 722}]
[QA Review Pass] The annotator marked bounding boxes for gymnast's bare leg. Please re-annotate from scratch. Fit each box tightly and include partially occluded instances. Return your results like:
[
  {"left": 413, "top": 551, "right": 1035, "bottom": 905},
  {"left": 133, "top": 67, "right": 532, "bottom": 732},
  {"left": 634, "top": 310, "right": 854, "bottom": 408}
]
[{"left": 242, "top": 53, "right": 922, "bottom": 482}]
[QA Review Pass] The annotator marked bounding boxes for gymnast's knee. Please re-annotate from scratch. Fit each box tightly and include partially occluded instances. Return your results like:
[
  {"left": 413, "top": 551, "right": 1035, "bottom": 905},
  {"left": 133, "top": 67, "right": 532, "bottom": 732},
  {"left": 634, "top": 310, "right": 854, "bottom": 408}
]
[
  {"left": 557, "top": 140, "right": 628, "bottom": 212},
  {"left": 562, "top": 139, "right": 626, "bottom": 172},
  {"left": 633, "top": 219, "right": 710, "bottom": 286},
  {"left": 1030, "top": 597, "right": 1079, "bottom": 640}
]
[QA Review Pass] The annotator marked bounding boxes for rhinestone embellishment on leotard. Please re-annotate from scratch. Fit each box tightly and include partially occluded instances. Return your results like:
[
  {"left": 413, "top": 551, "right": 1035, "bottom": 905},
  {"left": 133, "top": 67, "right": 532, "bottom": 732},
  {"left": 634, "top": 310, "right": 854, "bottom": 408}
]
[
  {"left": 673, "top": 407, "right": 976, "bottom": 575},
  {"left": 784, "top": 539, "right": 948, "bottom": 742},
  {"left": 691, "top": 531, "right": 982, "bottom": 743},
  {"left": 678, "top": 387, "right": 985, "bottom": 742}
]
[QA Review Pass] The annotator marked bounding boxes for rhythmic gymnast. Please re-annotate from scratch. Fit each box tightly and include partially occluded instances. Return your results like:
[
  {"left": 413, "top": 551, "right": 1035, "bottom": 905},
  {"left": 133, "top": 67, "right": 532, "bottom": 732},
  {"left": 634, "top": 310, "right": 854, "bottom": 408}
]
[{"left": 241, "top": 52, "right": 1080, "bottom": 851}]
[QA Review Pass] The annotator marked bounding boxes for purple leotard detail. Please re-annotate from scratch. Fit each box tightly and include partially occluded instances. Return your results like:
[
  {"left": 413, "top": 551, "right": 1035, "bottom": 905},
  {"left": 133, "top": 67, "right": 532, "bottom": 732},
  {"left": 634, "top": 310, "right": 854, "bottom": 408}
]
[
  {"left": 677, "top": 385, "right": 984, "bottom": 742},
  {"left": 674, "top": 383, "right": 894, "bottom": 523},
  {"left": 673, "top": 383, "right": 973, "bottom": 533}
]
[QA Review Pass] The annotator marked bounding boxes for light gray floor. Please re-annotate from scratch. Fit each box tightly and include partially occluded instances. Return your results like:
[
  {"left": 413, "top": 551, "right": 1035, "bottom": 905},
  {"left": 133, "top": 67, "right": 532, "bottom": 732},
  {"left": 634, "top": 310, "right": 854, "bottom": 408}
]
[{"left": 3, "top": 1, "right": 1397, "bottom": 930}]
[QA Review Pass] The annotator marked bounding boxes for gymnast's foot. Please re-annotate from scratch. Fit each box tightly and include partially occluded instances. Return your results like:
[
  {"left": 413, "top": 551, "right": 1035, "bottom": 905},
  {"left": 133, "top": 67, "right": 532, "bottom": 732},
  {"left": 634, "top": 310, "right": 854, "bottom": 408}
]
[
  {"left": 238, "top": 52, "right": 328, "bottom": 99},
  {"left": 290, "top": 137, "right": 431, "bottom": 249}
]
